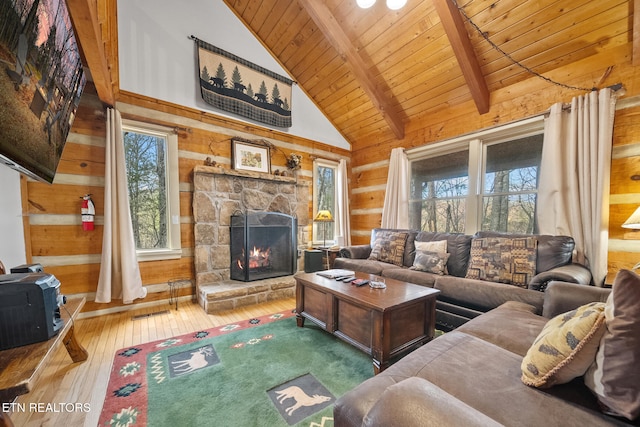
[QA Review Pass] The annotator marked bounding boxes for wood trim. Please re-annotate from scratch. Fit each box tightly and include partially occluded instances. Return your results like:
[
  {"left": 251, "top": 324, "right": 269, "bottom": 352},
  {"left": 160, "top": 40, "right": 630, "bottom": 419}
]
[
  {"left": 66, "top": 0, "right": 115, "bottom": 106},
  {"left": 634, "top": 0, "right": 640, "bottom": 66},
  {"left": 19, "top": 176, "right": 32, "bottom": 264},
  {"left": 297, "top": 0, "right": 405, "bottom": 140},
  {"left": 116, "top": 91, "right": 351, "bottom": 156},
  {"left": 433, "top": 0, "right": 490, "bottom": 114}
]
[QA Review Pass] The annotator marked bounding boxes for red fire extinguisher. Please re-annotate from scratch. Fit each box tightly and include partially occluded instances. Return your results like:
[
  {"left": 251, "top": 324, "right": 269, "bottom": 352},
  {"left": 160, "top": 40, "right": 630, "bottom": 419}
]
[{"left": 81, "top": 194, "right": 95, "bottom": 231}]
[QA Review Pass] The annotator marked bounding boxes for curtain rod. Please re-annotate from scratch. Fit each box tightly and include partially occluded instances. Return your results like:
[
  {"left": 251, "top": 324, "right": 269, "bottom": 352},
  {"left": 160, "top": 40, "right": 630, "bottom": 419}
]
[{"left": 543, "top": 83, "right": 624, "bottom": 117}]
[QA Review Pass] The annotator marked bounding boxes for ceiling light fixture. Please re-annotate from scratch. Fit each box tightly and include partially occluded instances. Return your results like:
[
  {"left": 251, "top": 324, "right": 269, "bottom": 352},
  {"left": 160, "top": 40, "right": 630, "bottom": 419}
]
[
  {"left": 356, "top": 0, "right": 407, "bottom": 10},
  {"left": 386, "top": 0, "right": 407, "bottom": 10},
  {"left": 356, "top": 0, "right": 376, "bottom": 8}
]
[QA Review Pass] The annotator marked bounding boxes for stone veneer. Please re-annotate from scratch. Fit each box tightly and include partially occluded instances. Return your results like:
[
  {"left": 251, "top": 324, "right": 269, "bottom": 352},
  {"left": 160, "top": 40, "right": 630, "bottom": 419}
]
[{"left": 192, "top": 165, "right": 310, "bottom": 313}]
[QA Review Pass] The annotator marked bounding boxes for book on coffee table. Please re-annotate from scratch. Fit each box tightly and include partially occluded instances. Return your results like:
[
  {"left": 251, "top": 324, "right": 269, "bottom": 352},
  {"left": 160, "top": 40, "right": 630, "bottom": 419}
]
[{"left": 316, "top": 269, "right": 355, "bottom": 279}]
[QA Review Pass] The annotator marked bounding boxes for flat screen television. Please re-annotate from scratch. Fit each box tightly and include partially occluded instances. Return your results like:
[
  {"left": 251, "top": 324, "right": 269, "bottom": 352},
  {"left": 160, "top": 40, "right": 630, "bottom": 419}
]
[{"left": 0, "top": 0, "right": 86, "bottom": 184}]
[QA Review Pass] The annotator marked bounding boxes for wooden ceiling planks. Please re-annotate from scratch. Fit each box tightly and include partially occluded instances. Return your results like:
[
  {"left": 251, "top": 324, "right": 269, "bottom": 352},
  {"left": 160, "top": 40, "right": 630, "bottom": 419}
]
[
  {"left": 224, "top": 0, "right": 632, "bottom": 147},
  {"left": 298, "top": 0, "right": 406, "bottom": 139}
]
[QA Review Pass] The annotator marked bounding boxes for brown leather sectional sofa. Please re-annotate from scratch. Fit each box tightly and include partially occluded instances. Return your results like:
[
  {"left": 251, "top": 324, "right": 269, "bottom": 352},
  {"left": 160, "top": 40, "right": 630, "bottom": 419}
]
[
  {"left": 334, "top": 281, "right": 638, "bottom": 426},
  {"left": 333, "top": 228, "right": 592, "bottom": 330}
]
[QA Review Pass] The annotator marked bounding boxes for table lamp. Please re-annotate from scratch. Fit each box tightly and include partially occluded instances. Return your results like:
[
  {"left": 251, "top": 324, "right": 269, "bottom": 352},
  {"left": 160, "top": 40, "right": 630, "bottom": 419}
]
[
  {"left": 622, "top": 206, "right": 640, "bottom": 268},
  {"left": 314, "top": 210, "right": 334, "bottom": 248}
]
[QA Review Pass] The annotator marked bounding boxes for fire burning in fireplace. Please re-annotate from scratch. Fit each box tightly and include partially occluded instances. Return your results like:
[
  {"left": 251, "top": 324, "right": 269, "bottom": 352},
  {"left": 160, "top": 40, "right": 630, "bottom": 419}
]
[
  {"left": 237, "top": 246, "right": 272, "bottom": 271},
  {"left": 230, "top": 212, "right": 296, "bottom": 282}
]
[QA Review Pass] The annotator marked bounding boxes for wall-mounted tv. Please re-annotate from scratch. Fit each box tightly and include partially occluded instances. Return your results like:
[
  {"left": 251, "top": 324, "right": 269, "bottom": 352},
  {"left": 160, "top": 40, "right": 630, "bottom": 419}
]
[{"left": 0, "top": 0, "right": 86, "bottom": 184}]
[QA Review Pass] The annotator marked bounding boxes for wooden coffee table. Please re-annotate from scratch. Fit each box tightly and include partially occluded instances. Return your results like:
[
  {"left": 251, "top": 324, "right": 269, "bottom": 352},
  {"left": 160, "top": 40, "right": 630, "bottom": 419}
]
[{"left": 294, "top": 272, "right": 439, "bottom": 374}]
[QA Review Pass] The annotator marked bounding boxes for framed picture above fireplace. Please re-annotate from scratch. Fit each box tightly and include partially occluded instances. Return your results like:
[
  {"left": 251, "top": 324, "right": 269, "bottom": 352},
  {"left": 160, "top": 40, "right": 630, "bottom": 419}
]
[{"left": 231, "top": 138, "right": 271, "bottom": 174}]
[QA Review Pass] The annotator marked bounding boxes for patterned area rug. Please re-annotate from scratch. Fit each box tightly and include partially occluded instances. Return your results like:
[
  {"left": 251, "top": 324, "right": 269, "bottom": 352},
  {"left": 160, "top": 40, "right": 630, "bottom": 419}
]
[{"left": 99, "top": 310, "right": 373, "bottom": 426}]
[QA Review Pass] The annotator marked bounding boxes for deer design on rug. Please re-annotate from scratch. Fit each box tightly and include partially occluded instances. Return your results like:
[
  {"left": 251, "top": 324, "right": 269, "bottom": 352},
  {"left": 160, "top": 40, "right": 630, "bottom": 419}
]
[
  {"left": 171, "top": 346, "right": 213, "bottom": 375},
  {"left": 275, "top": 386, "right": 331, "bottom": 416}
]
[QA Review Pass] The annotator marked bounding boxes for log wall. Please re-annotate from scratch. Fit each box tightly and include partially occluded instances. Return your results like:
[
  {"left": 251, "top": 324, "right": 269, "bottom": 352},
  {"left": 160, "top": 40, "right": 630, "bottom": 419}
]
[
  {"left": 348, "top": 43, "right": 640, "bottom": 284},
  {"left": 22, "top": 88, "right": 349, "bottom": 315}
]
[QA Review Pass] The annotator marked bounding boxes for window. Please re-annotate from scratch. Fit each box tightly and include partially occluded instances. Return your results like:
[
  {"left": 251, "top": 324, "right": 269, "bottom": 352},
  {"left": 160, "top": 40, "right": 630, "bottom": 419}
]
[
  {"left": 122, "top": 120, "right": 181, "bottom": 261},
  {"left": 408, "top": 117, "right": 544, "bottom": 234},
  {"left": 409, "top": 150, "right": 469, "bottom": 233},
  {"left": 313, "top": 158, "right": 338, "bottom": 246},
  {"left": 481, "top": 136, "right": 542, "bottom": 233}
]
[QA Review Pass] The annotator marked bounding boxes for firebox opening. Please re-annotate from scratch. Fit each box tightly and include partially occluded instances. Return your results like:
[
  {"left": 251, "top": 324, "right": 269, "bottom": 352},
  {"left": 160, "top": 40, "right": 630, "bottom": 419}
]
[{"left": 230, "top": 212, "right": 297, "bottom": 282}]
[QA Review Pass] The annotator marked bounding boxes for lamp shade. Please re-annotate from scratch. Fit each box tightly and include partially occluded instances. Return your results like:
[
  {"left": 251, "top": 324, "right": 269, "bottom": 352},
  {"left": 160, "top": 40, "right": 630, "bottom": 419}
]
[
  {"left": 314, "top": 210, "right": 334, "bottom": 222},
  {"left": 622, "top": 206, "right": 640, "bottom": 229}
]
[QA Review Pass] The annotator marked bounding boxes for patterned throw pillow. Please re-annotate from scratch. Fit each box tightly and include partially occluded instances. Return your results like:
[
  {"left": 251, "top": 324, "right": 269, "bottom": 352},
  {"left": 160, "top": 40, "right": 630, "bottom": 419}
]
[
  {"left": 368, "top": 231, "right": 409, "bottom": 266},
  {"left": 411, "top": 251, "right": 450, "bottom": 275},
  {"left": 584, "top": 269, "right": 640, "bottom": 421},
  {"left": 465, "top": 237, "right": 537, "bottom": 287},
  {"left": 521, "top": 301, "right": 606, "bottom": 388}
]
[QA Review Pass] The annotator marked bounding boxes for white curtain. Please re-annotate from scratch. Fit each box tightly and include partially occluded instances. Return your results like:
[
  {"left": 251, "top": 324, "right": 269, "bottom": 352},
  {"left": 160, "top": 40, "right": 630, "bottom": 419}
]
[
  {"left": 537, "top": 88, "right": 617, "bottom": 287},
  {"left": 335, "top": 159, "right": 351, "bottom": 246},
  {"left": 381, "top": 147, "right": 409, "bottom": 229},
  {"left": 96, "top": 108, "right": 147, "bottom": 303}
]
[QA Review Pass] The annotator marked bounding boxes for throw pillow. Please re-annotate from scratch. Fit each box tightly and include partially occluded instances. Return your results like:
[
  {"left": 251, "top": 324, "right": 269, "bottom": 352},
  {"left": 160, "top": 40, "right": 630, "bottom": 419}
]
[
  {"left": 415, "top": 239, "right": 447, "bottom": 253},
  {"left": 415, "top": 240, "right": 449, "bottom": 274},
  {"left": 465, "top": 237, "right": 537, "bottom": 287},
  {"left": 521, "top": 301, "right": 606, "bottom": 388},
  {"left": 411, "top": 250, "right": 450, "bottom": 275},
  {"left": 368, "top": 231, "right": 409, "bottom": 266},
  {"left": 584, "top": 269, "right": 640, "bottom": 421}
]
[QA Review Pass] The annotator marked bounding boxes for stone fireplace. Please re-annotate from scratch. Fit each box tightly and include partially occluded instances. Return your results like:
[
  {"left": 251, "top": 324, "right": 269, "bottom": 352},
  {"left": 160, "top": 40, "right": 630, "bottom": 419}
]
[{"left": 192, "top": 165, "right": 309, "bottom": 313}]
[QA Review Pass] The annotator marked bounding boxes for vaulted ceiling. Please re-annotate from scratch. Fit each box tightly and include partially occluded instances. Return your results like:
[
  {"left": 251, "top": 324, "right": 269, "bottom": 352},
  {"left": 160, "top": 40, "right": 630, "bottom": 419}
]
[
  {"left": 70, "top": 0, "right": 633, "bottom": 150},
  {"left": 222, "top": 0, "right": 631, "bottom": 146}
]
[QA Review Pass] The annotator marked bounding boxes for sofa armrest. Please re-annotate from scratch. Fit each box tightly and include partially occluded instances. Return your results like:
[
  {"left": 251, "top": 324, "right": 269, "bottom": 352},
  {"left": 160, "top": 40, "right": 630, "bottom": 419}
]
[
  {"left": 529, "top": 263, "right": 592, "bottom": 291},
  {"left": 339, "top": 244, "right": 371, "bottom": 259},
  {"left": 542, "top": 281, "right": 610, "bottom": 318},
  {"left": 360, "top": 377, "right": 502, "bottom": 427}
]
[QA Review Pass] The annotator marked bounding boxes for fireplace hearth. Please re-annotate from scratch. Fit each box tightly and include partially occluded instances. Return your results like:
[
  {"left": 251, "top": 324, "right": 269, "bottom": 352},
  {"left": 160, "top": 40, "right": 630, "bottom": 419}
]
[{"left": 230, "top": 212, "right": 297, "bottom": 282}]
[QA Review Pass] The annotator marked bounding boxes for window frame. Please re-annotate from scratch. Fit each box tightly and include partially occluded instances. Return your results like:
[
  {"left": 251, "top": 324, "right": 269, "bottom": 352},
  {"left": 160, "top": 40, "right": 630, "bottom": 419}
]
[
  {"left": 121, "top": 119, "right": 182, "bottom": 261},
  {"left": 407, "top": 116, "right": 545, "bottom": 234},
  {"left": 312, "top": 158, "right": 338, "bottom": 247}
]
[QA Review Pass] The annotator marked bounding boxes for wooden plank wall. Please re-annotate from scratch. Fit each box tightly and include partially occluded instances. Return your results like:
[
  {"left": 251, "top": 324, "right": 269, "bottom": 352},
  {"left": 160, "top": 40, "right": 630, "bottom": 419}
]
[
  {"left": 22, "top": 87, "right": 349, "bottom": 315},
  {"left": 348, "top": 43, "right": 640, "bottom": 284},
  {"left": 18, "top": 35, "right": 640, "bottom": 314}
]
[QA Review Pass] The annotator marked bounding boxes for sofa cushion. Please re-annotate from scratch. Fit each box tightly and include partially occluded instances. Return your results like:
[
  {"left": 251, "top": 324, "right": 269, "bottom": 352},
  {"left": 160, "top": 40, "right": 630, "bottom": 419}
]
[
  {"left": 434, "top": 274, "right": 545, "bottom": 314},
  {"left": 415, "top": 232, "right": 473, "bottom": 278},
  {"left": 368, "top": 230, "right": 409, "bottom": 266},
  {"left": 383, "top": 267, "right": 438, "bottom": 287},
  {"left": 457, "top": 301, "right": 546, "bottom": 357},
  {"left": 521, "top": 302, "right": 606, "bottom": 388},
  {"left": 333, "top": 257, "right": 386, "bottom": 275},
  {"left": 336, "top": 331, "right": 621, "bottom": 427},
  {"left": 465, "top": 237, "right": 537, "bottom": 287},
  {"left": 411, "top": 250, "right": 450, "bottom": 275},
  {"left": 585, "top": 269, "right": 640, "bottom": 421},
  {"left": 474, "top": 231, "right": 574, "bottom": 274}
]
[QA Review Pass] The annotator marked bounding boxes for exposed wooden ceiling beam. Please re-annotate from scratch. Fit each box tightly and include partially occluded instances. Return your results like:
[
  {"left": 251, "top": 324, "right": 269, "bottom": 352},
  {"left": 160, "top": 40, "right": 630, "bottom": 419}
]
[
  {"left": 433, "top": 0, "right": 489, "bottom": 114},
  {"left": 66, "top": 0, "right": 114, "bottom": 106},
  {"left": 298, "top": 0, "right": 405, "bottom": 140}
]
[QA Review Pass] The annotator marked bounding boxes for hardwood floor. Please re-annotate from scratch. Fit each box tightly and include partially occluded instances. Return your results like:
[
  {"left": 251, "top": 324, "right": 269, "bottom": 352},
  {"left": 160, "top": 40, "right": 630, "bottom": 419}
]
[{"left": 6, "top": 297, "right": 296, "bottom": 427}]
